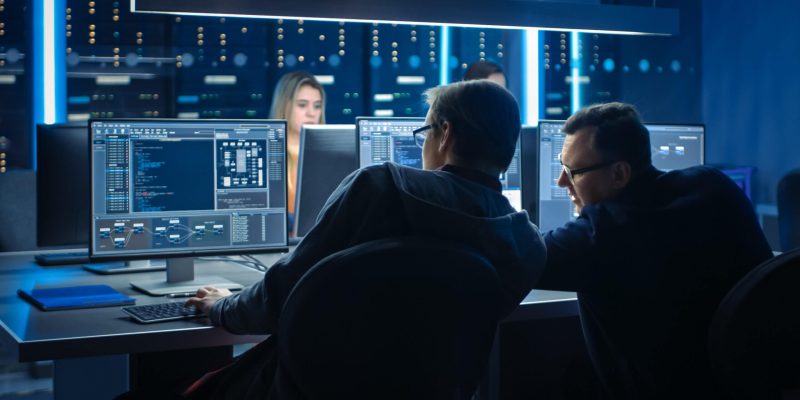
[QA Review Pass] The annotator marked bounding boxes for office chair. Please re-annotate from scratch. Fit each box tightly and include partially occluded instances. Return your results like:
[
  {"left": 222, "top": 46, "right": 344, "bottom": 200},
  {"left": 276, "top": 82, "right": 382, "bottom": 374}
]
[
  {"left": 778, "top": 169, "right": 800, "bottom": 251},
  {"left": 275, "top": 237, "right": 503, "bottom": 400},
  {"left": 708, "top": 249, "right": 800, "bottom": 399}
]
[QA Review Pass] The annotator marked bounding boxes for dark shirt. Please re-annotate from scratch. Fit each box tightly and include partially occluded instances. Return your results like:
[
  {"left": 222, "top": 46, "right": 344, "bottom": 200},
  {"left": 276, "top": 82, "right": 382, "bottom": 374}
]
[
  {"left": 537, "top": 165, "right": 773, "bottom": 399},
  {"left": 212, "top": 162, "right": 545, "bottom": 334},
  {"left": 440, "top": 164, "right": 502, "bottom": 192}
]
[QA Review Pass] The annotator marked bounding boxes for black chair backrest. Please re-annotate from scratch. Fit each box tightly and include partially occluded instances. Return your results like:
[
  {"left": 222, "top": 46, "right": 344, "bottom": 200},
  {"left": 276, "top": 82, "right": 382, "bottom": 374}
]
[
  {"left": 276, "top": 237, "right": 503, "bottom": 400},
  {"left": 709, "top": 249, "right": 800, "bottom": 399},
  {"left": 778, "top": 169, "right": 800, "bottom": 251}
]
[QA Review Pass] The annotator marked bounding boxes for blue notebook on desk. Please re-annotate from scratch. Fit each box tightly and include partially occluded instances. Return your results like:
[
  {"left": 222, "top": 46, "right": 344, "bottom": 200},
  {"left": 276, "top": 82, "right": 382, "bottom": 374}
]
[{"left": 18, "top": 285, "right": 136, "bottom": 311}]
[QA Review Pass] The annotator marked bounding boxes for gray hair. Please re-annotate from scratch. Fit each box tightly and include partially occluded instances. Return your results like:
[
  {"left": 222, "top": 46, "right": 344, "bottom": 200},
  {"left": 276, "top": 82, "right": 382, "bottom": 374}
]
[{"left": 424, "top": 79, "right": 521, "bottom": 172}]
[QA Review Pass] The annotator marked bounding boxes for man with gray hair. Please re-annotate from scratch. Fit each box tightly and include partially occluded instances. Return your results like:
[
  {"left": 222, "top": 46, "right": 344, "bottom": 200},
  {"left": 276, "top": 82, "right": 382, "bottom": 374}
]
[{"left": 185, "top": 79, "right": 546, "bottom": 397}]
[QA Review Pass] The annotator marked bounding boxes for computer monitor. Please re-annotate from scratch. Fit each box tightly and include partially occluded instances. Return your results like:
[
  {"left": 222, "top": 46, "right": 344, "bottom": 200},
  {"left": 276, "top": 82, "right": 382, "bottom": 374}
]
[
  {"left": 501, "top": 137, "right": 523, "bottom": 211},
  {"left": 357, "top": 117, "right": 529, "bottom": 211},
  {"left": 537, "top": 121, "right": 706, "bottom": 232},
  {"left": 518, "top": 126, "right": 539, "bottom": 224},
  {"left": 646, "top": 123, "right": 705, "bottom": 171},
  {"left": 501, "top": 126, "right": 540, "bottom": 213},
  {"left": 36, "top": 123, "right": 90, "bottom": 247},
  {"left": 89, "top": 119, "right": 288, "bottom": 295},
  {"left": 295, "top": 124, "right": 358, "bottom": 238},
  {"left": 357, "top": 117, "right": 425, "bottom": 169},
  {"left": 537, "top": 121, "right": 572, "bottom": 232}
]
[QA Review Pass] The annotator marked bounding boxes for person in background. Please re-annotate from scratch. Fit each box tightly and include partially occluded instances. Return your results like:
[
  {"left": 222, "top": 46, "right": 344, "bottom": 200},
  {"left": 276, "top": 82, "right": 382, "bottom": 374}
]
[
  {"left": 535, "top": 102, "right": 773, "bottom": 399},
  {"left": 463, "top": 60, "right": 507, "bottom": 87},
  {"left": 269, "top": 71, "right": 326, "bottom": 233}
]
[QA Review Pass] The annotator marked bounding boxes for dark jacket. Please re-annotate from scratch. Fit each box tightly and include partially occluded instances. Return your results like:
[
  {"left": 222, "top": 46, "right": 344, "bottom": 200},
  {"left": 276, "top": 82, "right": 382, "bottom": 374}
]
[
  {"left": 537, "top": 165, "right": 773, "bottom": 399},
  {"left": 212, "top": 162, "right": 546, "bottom": 334}
]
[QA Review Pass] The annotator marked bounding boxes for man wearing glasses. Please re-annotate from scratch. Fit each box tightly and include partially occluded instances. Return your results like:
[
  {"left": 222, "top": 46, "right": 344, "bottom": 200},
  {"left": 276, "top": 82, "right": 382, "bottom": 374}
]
[
  {"left": 536, "top": 102, "right": 772, "bottom": 399},
  {"left": 184, "top": 80, "right": 546, "bottom": 397}
]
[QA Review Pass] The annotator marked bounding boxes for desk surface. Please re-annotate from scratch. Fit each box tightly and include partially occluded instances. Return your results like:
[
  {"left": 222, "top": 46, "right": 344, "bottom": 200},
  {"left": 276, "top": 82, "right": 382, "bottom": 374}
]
[
  {"left": 0, "top": 251, "right": 282, "bottom": 362},
  {"left": 0, "top": 249, "right": 577, "bottom": 362}
]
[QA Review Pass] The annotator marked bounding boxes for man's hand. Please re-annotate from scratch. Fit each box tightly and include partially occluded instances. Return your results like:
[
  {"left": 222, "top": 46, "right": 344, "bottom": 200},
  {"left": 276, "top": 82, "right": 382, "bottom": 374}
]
[{"left": 185, "top": 286, "right": 233, "bottom": 315}]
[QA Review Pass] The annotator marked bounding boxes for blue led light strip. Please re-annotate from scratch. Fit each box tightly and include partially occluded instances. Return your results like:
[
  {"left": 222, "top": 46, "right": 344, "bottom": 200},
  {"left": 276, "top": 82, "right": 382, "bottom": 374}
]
[
  {"left": 523, "top": 29, "right": 539, "bottom": 126},
  {"left": 439, "top": 26, "right": 450, "bottom": 85},
  {"left": 570, "top": 31, "right": 581, "bottom": 114},
  {"left": 32, "top": 0, "right": 66, "bottom": 169}
]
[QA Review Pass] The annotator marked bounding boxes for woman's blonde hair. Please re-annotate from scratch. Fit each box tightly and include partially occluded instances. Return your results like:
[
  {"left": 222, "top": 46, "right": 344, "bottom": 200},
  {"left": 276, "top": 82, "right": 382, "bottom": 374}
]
[{"left": 269, "top": 71, "right": 326, "bottom": 125}]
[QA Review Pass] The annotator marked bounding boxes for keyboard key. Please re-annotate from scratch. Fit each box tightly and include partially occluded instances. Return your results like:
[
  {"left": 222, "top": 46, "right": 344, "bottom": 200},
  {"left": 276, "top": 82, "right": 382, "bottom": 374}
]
[{"left": 123, "top": 302, "right": 204, "bottom": 323}]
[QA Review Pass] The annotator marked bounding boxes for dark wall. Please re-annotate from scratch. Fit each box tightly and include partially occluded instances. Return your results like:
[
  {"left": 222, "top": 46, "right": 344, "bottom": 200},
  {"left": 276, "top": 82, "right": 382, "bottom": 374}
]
[
  {"left": 616, "top": 0, "right": 702, "bottom": 124},
  {"left": 703, "top": 1, "right": 800, "bottom": 205}
]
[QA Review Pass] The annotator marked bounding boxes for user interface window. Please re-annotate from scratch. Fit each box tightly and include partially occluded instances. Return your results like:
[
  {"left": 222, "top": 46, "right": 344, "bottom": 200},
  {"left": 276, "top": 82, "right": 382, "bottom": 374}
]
[
  {"left": 358, "top": 118, "right": 425, "bottom": 169},
  {"left": 647, "top": 124, "right": 704, "bottom": 171},
  {"left": 90, "top": 120, "right": 287, "bottom": 257}
]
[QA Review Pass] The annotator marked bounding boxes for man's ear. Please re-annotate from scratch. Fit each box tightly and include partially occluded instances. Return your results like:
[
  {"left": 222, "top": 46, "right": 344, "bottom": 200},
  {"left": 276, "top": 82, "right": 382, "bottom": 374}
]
[
  {"left": 611, "top": 161, "right": 632, "bottom": 189},
  {"left": 438, "top": 121, "right": 454, "bottom": 153}
]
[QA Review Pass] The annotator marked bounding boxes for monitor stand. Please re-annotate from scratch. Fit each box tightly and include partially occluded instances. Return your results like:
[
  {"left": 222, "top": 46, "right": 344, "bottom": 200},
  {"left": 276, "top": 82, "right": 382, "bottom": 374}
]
[
  {"left": 129, "top": 257, "right": 243, "bottom": 296},
  {"left": 83, "top": 259, "right": 167, "bottom": 275}
]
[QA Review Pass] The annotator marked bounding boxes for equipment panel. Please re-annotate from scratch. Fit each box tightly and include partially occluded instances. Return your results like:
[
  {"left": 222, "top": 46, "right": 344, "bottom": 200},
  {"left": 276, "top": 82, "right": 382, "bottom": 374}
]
[
  {"left": 0, "top": 0, "right": 31, "bottom": 169},
  {"left": 65, "top": 1, "right": 173, "bottom": 121}
]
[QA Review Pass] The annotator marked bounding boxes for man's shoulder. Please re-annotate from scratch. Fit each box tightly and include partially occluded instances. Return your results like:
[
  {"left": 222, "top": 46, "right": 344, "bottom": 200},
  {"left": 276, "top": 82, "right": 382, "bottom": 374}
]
[
  {"left": 662, "top": 165, "right": 728, "bottom": 183},
  {"left": 660, "top": 165, "right": 743, "bottom": 196},
  {"left": 344, "top": 163, "right": 395, "bottom": 184},
  {"left": 338, "top": 163, "right": 429, "bottom": 196},
  {"left": 359, "top": 162, "right": 451, "bottom": 186}
]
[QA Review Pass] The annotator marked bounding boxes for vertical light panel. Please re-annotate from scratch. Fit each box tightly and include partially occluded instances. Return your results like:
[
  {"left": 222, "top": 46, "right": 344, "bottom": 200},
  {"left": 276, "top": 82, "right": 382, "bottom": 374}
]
[
  {"left": 32, "top": 0, "right": 66, "bottom": 169},
  {"left": 43, "top": 0, "right": 56, "bottom": 124},
  {"left": 570, "top": 31, "right": 581, "bottom": 113},
  {"left": 523, "top": 28, "right": 539, "bottom": 126},
  {"left": 439, "top": 26, "right": 451, "bottom": 85}
]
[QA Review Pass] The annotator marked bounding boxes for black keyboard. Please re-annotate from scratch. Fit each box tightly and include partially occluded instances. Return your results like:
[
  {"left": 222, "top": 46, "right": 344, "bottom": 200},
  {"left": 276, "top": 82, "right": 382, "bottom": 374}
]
[{"left": 122, "top": 302, "right": 204, "bottom": 324}]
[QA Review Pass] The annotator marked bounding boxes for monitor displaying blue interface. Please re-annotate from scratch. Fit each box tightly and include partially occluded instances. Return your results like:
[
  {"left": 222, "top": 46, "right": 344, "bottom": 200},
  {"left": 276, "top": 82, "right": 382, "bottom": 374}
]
[
  {"left": 537, "top": 121, "right": 705, "bottom": 232},
  {"left": 90, "top": 119, "right": 288, "bottom": 259},
  {"left": 357, "top": 117, "right": 425, "bottom": 169}
]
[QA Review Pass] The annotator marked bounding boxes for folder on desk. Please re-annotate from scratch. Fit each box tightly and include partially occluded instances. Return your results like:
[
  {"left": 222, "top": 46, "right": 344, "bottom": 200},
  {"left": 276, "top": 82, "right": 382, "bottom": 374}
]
[{"left": 18, "top": 284, "right": 135, "bottom": 311}]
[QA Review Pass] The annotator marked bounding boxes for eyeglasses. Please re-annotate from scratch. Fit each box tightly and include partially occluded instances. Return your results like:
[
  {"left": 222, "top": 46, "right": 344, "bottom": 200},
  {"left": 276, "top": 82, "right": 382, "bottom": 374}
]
[
  {"left": 413, "top": 123, "right": 438, "bottom": 148},
  {"left": 558, "top": 152, "right": 617, "bottom": 186}
]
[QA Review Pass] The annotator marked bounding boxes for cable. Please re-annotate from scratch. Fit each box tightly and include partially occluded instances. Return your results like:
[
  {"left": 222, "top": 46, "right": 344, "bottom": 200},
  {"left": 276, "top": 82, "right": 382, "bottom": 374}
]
[
  {"left": 241, "top": 254, "right": 269, "bottom": 270},
  {"left": 196, "top": 256, "right": 268, "bottom": 272}
]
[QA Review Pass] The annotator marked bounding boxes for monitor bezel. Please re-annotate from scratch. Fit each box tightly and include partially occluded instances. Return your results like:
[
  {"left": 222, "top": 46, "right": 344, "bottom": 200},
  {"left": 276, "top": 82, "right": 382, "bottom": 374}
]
[
  {"left": 355, "top": 116, "right": 426, "bottom": 169},
  {"left": 294, "top": 124, "right": 357, "bottom": 236},
  {"left": 88, "top": 118, "right": 289, "bottom": 262},
  {"left": 518, "top": 125, "right": 540, "bottom": 225}
]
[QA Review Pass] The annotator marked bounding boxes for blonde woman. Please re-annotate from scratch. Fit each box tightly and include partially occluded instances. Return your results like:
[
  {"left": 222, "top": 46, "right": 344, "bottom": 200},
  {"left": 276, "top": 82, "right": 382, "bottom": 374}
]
[{"left": 269, "top": 71, "right": 326, "bottom": 231}]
